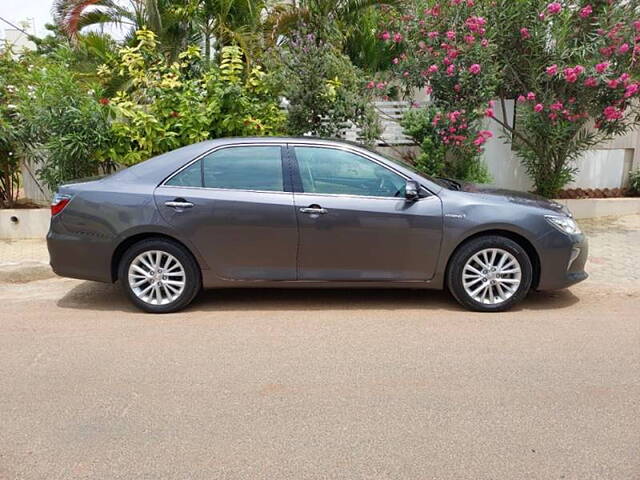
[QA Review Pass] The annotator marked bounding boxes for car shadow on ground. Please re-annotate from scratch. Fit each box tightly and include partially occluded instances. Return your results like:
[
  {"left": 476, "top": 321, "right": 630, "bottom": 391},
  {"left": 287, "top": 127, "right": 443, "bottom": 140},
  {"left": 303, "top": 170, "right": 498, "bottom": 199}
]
[{"left": 56, "top": 281, "right": 581, "bottom": 314}]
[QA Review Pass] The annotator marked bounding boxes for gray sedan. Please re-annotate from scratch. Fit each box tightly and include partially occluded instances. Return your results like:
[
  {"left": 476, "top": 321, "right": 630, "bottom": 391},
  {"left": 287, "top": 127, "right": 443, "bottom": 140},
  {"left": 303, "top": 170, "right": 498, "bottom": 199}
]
[{"left": 47, "top": 137, "right": 588, "bottom": 313}]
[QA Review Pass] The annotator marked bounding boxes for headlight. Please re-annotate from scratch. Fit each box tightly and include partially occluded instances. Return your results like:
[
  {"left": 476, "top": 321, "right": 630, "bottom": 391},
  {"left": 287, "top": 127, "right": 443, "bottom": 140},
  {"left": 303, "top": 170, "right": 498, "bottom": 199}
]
[{"left": 545, "top": 215, "right": 581, "bottom": 235}]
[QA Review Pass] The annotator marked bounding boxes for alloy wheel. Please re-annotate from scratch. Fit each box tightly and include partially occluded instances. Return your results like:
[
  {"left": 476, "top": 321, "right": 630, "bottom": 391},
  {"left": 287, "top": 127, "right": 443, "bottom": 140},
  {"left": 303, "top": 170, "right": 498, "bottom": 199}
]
[
  {"left": 462, "top": 248, "right": 522, "bottom": 305},
  {"left": 127, "top": 250, "right": 186, "bottom": 306}
]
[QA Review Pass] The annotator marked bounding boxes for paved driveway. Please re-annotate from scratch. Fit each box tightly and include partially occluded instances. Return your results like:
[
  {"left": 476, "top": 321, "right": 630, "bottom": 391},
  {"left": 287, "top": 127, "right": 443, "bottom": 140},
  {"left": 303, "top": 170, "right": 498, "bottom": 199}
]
[{"left": 0, "top": 217, "right": 638, "bottom": 479}]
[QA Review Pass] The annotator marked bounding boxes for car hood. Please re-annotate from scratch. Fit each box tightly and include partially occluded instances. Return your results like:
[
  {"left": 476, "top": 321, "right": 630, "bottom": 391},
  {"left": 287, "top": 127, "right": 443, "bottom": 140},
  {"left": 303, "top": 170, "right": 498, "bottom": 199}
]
[{"left": 461, "top": 183, "right": 569, "bottom": 214}]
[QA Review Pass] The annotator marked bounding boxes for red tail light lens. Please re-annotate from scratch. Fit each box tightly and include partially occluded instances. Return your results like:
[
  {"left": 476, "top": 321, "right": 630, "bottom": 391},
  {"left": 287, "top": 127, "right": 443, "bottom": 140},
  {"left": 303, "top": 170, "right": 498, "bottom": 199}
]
[{"left": 51, "top": 194, "right": 72, "bottom": 216}]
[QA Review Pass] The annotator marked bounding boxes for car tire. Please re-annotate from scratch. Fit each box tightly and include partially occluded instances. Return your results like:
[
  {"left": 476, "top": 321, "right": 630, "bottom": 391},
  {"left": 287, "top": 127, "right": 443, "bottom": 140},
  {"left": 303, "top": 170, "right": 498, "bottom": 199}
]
[
  {"left": 118, "top": 238, "right": 201, "bottom": 314},
  {"left": 447, "top": 235, "right": 533, "bottom": 312}
]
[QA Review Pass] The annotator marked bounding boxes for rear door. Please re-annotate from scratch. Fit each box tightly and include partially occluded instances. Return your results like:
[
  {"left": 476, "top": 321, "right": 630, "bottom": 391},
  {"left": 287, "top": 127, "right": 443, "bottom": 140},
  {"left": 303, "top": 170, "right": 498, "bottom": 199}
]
[
  {"left": 154, "top": 144, "right": 298, "bottom": 281},
  {"left": 290, "top": 145, "right": 443, "bottom": 281}
]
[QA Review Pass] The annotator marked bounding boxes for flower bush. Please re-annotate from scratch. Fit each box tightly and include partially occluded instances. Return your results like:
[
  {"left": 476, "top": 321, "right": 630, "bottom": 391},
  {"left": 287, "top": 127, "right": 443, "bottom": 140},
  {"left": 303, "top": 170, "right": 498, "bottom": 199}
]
[
  {"left": 384, "top": 0, "right": 640, "bottom": 197},
  {"left": 381, "top": 0, "right": 498, "bottom": 182},
  {"left": 100, "top": 30, "right": 286, "bottom": 166}
]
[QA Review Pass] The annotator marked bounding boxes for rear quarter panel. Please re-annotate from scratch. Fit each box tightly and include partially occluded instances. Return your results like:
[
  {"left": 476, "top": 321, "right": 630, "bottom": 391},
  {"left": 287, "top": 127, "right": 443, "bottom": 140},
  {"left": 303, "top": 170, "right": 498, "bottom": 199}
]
[{"left": 49, "top": 180, "right": 208, "bottom": 283}]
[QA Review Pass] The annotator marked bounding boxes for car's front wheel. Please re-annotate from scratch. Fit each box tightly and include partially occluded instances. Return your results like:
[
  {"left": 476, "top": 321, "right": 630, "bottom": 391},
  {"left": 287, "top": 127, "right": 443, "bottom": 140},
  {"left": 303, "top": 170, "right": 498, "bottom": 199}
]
[
  {"left": 447, "top": 235, "right": 533, "bottom": 312},
  {"left": 119, "top": 238, "right": 201, "bottom": 313}
]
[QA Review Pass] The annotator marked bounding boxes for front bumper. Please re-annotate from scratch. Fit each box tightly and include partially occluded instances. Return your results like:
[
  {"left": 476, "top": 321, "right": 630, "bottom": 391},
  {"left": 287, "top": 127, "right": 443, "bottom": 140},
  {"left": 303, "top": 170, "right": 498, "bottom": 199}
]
[{"left": 536, "top": 232, "right": 589, "bottom": 291}]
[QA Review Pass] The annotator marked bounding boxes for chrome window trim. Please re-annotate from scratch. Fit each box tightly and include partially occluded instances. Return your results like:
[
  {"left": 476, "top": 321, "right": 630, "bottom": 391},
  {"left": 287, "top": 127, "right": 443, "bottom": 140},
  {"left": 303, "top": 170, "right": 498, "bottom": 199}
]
[
  {"left": 292, "top": 191, "right": 436, "bottom": 202},
  {"left": 159, "top": 185, "right": 293, "bottom": 196}
]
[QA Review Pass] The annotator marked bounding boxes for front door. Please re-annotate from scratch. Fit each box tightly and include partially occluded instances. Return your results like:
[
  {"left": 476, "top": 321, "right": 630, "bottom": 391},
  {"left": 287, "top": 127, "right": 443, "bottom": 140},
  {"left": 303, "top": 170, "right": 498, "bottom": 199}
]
[
  {"left": 154, "top": 145, "right": 298, "bottom": 281},
  {"left": 290, "top": 145, "right": 443, "bottom": 281}
]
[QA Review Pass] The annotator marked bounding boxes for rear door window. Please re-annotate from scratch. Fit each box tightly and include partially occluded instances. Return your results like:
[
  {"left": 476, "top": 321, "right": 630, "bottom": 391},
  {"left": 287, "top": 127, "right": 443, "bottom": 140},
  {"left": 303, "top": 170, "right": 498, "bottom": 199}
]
[{"left": 166, "top": 146, "right": 284, "bottom": 191}]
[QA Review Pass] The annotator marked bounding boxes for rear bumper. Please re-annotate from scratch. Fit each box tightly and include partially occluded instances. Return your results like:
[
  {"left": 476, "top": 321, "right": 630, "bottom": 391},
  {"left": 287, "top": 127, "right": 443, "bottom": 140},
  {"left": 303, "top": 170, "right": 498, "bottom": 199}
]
[
  {"left": 536, "top": 232, "right": 589, "bottom": 291},
  {"left": 47, "top": 218, "right": 114, "bottom": 283}
]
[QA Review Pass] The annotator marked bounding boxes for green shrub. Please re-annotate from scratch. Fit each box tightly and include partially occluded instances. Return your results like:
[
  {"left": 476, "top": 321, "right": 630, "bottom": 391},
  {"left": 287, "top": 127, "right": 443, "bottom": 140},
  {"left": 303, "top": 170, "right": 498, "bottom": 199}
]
[
  {"left": 101, "top": 30, "right": 285, "bottom": 166},
  {"left": 0, "top": 50, "right": 26, "bottom": 207},
  {"left": 629, "top": 169, "right": 640, "bottom": 196},
  {"left": 16, "top": 48, "right": 114, "bottom": 192},
  {"left": 268, "top": 28, "right": 381, "bottom": 146}
]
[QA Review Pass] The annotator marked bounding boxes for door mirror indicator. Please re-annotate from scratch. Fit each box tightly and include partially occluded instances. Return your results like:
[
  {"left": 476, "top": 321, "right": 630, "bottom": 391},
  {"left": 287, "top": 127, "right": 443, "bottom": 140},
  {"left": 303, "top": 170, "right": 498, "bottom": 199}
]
[{"left": 405, "top": 180, "right": 420, "bottom": 201}]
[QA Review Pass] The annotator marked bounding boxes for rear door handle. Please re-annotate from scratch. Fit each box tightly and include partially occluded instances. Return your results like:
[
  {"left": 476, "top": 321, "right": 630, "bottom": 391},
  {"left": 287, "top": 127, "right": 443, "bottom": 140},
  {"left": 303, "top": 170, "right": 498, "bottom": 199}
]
[
  {"left": 300, "top": 207, "right": 328, "bottom": 215},
  {"left": 165, "top": 200, "right": 194, "bottom": 209}
]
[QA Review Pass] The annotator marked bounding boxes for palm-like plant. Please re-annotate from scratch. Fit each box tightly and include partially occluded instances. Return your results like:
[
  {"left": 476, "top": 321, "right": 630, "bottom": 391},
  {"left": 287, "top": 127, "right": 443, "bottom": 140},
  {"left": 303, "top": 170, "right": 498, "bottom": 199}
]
[
  {"left": 265, "top": 0, "right": 399, "bottom": 45},
  {"left": 53, "top": 0, "right": 142, "bottom": 39},
  {"left": 53, "top": 0, "right": 192, "bottom": 58}
]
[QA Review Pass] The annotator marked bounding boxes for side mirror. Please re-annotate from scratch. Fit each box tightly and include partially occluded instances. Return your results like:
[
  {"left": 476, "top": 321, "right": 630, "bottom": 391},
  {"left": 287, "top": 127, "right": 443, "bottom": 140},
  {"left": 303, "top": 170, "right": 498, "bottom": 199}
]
[{"left": 405, "top": 180, "right": 420, "bottom": 201}]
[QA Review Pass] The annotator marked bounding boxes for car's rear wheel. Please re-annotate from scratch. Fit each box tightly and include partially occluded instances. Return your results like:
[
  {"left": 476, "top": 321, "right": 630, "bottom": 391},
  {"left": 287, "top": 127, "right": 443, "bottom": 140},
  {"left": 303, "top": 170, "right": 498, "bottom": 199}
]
[
  {"left": 447, "top": 235, "right": 533, "bottom": 312},
  {"left": 119, "top": 238, "right": 201, "bottom": 313}
]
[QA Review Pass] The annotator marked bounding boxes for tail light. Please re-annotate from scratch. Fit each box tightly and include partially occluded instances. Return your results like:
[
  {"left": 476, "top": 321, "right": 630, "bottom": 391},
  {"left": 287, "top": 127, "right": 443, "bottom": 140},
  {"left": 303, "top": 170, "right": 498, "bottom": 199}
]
[{"left": 51, "top": 193, "right": 72, "bottom": 216}]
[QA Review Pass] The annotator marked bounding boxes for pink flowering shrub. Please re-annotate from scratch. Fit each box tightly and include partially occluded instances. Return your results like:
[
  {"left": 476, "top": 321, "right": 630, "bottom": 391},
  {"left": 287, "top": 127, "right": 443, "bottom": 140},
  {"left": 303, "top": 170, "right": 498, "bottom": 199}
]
[
  {"left": 382, "top": 0, "right": 499, "bottom": 181},
  {"left": 383, "top": 0, "right": 640, "bottom": 197}
]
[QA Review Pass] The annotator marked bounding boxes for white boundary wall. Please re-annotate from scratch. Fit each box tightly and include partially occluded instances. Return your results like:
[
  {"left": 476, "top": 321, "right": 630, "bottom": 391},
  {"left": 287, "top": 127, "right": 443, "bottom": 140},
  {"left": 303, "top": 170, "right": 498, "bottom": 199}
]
[{"left": 482, "top": 100, "right": 637, "bottom": 190}]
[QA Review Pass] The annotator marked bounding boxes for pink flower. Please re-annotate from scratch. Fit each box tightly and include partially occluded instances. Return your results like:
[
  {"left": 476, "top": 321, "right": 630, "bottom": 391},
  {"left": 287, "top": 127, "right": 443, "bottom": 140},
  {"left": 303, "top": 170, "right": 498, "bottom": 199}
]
[
  {"left": 603, "top": 106, "right": 623, "bottom": 121},
  {"left": 393, "top": 32, "right": 403, "bottom": 43},
  {"left": 534, "top": 103, "right": 544, "bottom": 112},
  {"left": 563, "top": 66, "right": 584, "bottom": 84},
  {"left": 527, "top": 92, "right": 537, "bottom": 101},
  {"left": 608, "top": 79, "right": 619, "bottom": 89},
  {"left": 550, "top": 101, "right": 564, "bottom": 111},
  {"left": 584, "top": 77, "right": 598, "bottom": 87},
  {"left": 380, "top": 31, "right": 391, "bottom": 41},
  {"left": 481, "top": 38, "right": 489, "bottom": 47},
  {"left": 618, "top": 43, "right": 630, "bottom": 54},
  {"left": 595, "top": 62, "right": 610, "bottom": 73},
  {"left": 446, "top": 64, "right": 456, "bottom": 76},
  {"left": 619, "top": 73, "right": 631, "bottom": 85},
  {"left": 635, "top": 20, "right": 640, "bottom": 32},
  {"left": 469, "top": 64, "right": 481, "bottom": 75},
  {"left": 366, "top": 81, "right": 375, "bottom": 89},
  {"left": 392, "top": 57, "right": 399, "bottom": 65},
  {"left": 465, "top": 16, "right": 487, "bottom": 33},
  {"left": 548, "top": 113, "right": 558, "bottom": 120},
  {"left": 473, "top": 130, "right": 493, "bottom": 146},
  {"left": 428, "top": 31, "right": 439, "bottom": 39},
  {"left": 546, "top": 64, "right": 558, "bottom": 76},
  {"left": 448, "top": 110, "right": 462, "bottom": 123},
  {"left": 464, "top": 34, "right": 475, "bottom": 44},
  {"left": 485, "top": 108, "right": 495, "bottom": 118},
  {"left": 376, "top": 82, "right": 386, "bottom": 90},
  {"left": 517, "top": 95, "right": 527, "bottom": 103},
  {"left": 520, "top": 28, "right": 531, "bottom": 39},
  {"left": 547, "top": 2, "right": 562, "bottom": 15},
  {"left": 428, "top": 64, "right": 440, "bottom": 74},
  {"left": 454, "top": 84, "right": 462, "bottom": 92},
  {"left": 624, "top": 83, "right": 640, "bottom": 98},
  {"left": 446, "top": 30, "right": 456, "bottom": 40},
  {"left": 579, "top": 5, "right": 593, "bottom": 18}
]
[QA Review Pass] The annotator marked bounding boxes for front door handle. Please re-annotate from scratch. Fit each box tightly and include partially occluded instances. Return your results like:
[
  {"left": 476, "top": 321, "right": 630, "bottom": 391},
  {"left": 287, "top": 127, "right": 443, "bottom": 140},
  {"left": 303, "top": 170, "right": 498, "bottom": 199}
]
[
  {"left": 165, "top": 200, "right": 194, "bottom": 209},
  {"left": 300, "top": 206, "right": 328, "bottom": 215}
]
